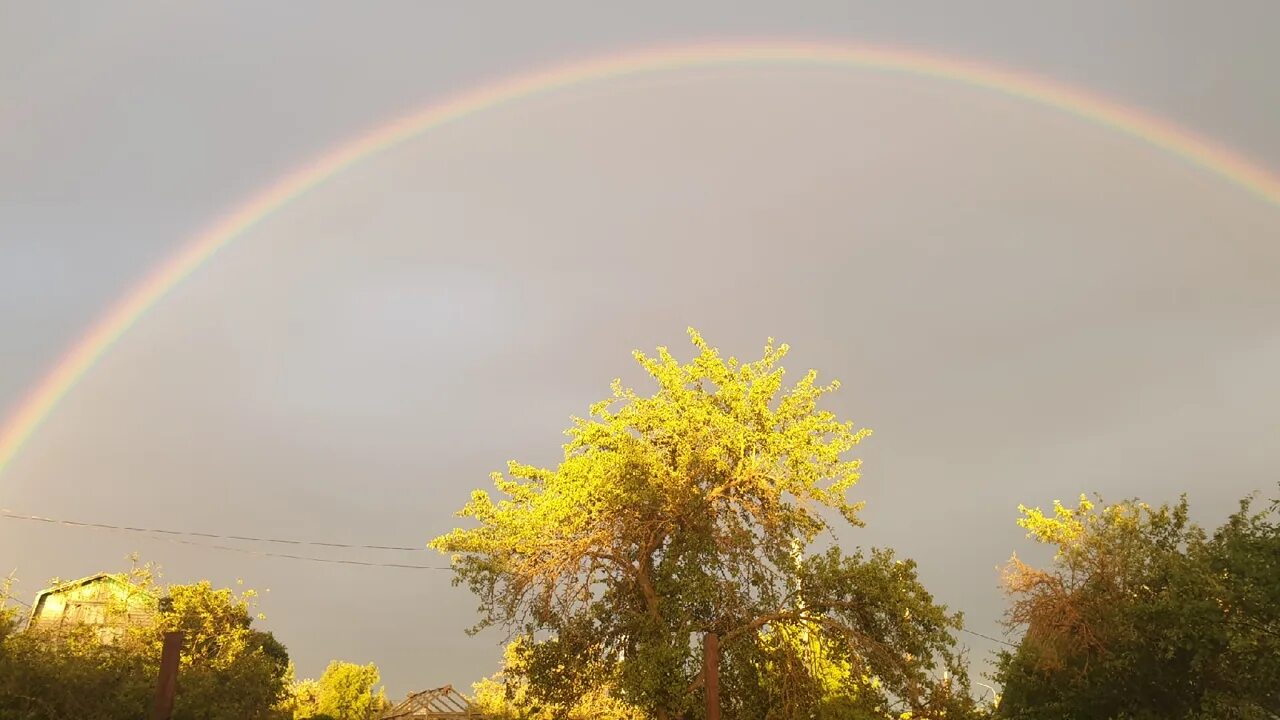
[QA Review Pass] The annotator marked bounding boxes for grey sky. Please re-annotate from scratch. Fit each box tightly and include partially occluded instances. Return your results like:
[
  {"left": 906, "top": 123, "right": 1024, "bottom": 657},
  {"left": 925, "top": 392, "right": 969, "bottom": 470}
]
[{"left": 3, "top": 0, "right": 1279, "bottom": 699}]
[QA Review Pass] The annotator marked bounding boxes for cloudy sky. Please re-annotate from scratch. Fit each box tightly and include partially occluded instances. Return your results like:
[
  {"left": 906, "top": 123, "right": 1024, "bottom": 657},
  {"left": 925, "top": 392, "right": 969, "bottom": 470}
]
[{"left": 3, "top": 1, "right": 1279, "bottom": 698}]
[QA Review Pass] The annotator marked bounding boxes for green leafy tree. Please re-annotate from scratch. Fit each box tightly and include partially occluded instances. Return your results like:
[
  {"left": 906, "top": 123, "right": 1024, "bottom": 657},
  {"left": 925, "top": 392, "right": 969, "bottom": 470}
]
[
  {"left": 110, "top": 575, "right": 291, "bottom": 720},
  {"left": 0, "top": 618, "right": 153, "bottom": 719},
  {"left": 1202, "top": 491, "right": 1280, "bottom": 716},
  {"left": 472, "top": 638, "right": 645, "bottom": 719},
  {"left": 433, "top": 330, "right": 978, "bottom": 720},
  {"left": 994, "top": 488, "right": 1279, "bottom": 719},
  {"left": 142, "top": 580, "right": 292, "bottom": 719},
  {"left": 309, "top": 660, "right": 389, "bottom": 720},
  {"left": 284, "top": 674, "right": 323, "bottom": 718}
]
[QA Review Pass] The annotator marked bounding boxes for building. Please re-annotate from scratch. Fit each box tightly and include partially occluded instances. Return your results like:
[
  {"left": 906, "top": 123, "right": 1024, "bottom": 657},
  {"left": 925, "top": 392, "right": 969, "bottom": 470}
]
[
  {"left": 381, "top": 685, "right": 482, "bottom": 718},
  {"left": 25, "top": 573, "right": 157, "bottom": 642}
]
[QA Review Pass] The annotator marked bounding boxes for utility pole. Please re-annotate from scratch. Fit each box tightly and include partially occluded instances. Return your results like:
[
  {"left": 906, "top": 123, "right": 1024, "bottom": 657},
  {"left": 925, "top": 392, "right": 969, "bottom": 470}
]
[
  {"left": 151, "top": 630, "right": 183, "bottom": 720},
  {"left": 704, "top": 631, "right": 721, "bottom": 720}
]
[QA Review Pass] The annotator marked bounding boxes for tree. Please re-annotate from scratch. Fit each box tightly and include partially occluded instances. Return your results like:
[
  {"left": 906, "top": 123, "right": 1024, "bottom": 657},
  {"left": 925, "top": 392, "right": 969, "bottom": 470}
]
[
  {"left": 122, "top": 576, "right": 292, "bottom": 720},
  {"left": 433, "top": 330, "right": 978, "bottom": 719},
  {"left": 1202, "top": 490, "right": 1280, "bottom": 716},
  {"left": 471, "top": 638, "right": 645, "bottom": 720},
  {"left": 0, "top": 603, "right": 154, "bottom": 720},
  {"left": 311, "top": 660, "right": 389, "bottom": 720},
  {"left": 0, "top": 571, "right": 18, "bottom": 640},
  {"left": 994, "top": 488, "right": 1279, "bottom": 719},
  {"left": 283, "top": 674, "right": 324, "bottom": 719}
]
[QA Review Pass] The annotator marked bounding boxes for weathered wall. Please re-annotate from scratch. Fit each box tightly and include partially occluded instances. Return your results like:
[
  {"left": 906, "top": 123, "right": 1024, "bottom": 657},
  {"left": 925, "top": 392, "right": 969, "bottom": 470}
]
[{"left": 29, "top": 576, "right": 155, "bottom": 641}]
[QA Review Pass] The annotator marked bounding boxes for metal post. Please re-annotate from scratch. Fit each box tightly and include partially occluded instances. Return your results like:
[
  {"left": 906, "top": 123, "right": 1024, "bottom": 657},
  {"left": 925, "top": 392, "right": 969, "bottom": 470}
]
[
  {"left": 704, "top": 631, "right": 721, "bottom": 720},
  {"left": 152, "top": 631, "right": 183, "bottom": 720}
]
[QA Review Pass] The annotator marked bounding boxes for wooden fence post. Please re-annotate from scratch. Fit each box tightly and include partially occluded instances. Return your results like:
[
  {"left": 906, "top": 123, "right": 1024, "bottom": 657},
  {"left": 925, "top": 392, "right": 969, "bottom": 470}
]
[
  {"left": 704, "top": 631, "right": 721, "bottom": 720},
  {"left": 152, "top": 630, "right": 183, "bottom": 720}
]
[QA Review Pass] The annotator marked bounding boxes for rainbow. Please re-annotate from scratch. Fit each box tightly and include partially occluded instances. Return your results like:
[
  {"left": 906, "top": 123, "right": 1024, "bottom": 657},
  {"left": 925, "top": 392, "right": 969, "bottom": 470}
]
[{"left": 2, "top": 39, "right": 1279, "bottom": 478}]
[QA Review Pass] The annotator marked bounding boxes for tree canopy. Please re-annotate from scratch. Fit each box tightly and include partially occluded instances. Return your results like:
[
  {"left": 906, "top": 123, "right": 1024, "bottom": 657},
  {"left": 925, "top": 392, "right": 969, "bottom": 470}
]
[
  {"left": 471, "top": 638, "right": 645, "bottom": 720},
  {"left": 432, "top": 329, "right": 978, "bottom": 719},
  {"left": 277, "top": 659, "right": 391, "bottom": 720},
  {"left": 994, "top": 488, "right": 1280, "bottom": 719},
  {"left": 310, "top": 660, "right": 389, "bottom": 720}
]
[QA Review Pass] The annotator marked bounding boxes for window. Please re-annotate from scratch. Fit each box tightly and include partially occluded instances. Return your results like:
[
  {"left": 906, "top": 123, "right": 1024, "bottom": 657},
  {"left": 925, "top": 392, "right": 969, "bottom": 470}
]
[{"left": 64, "top": 601, "right": 107, "bottom": 625}]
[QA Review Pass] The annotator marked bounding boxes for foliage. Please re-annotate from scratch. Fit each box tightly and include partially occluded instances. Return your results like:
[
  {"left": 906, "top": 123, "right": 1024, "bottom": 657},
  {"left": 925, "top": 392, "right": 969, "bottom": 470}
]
[
  {"left": 472, "top": 638, "right": 645, "bottom": 720},
  {"left": 0, "top": 572, "right": 18, "bottom": 637},
  {"left": 283, "top": 660, "right": 388, "bottom": 720},
  {"left": 0, "top": 622, "right": 153, "bottom": 720},
  {"left": 311, "top": 660, "right": 389, "bottom": 720},
  {"left": 994, "top": 488, "right": 1280, "bottom": 720},
  {"left": 433, "top": 329, "right": 979, "bottom": 719},
  {"left": 142, "top": 579, "right": 291, "bottom": 719},
  {"left": 284, "top": 675, "right": 323, "bottom": 718},
  {"left": 0, "top": 559, "right": 292, "bottom": 720},
  {"left": 721, "top": 548, "right": 979, "bottom": 720}
]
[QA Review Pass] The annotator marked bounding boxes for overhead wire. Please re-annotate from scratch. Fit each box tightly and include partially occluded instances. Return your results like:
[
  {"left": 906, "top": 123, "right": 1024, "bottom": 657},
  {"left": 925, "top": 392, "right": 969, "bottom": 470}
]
[
  {"left": 146, "top": 534, "right": 453, "bottom": 570},
  {"left": 958, "top": 626, "right": 1017, "bottom": 648},
  {"left": 0, "top": 509, "right": 453, "bottom": 571},
  {"left": 0, "top": 509, "right": 424, "bottom": 551}
]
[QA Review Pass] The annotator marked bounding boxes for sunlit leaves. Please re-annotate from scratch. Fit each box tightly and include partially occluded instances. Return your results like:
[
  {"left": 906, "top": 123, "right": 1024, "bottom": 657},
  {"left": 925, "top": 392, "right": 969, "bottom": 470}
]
[
  {"left": 472, "top": 638, "right": 645, "bottom": 720},
  {"left": 432, "top": 330, "right": 974, "bottom": 719},
  {"left": 996, "top": 487, "right": 1280, "bottom": 720}
]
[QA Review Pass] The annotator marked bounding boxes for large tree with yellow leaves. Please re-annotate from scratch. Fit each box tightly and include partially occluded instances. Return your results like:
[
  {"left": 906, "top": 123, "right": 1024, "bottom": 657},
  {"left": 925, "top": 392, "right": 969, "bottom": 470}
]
[{"left": 432, "top": 330, "right": 978, "bottom": 720}]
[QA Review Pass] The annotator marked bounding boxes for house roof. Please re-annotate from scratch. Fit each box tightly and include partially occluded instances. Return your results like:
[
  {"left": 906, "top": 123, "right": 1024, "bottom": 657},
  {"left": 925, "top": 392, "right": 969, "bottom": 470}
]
[{"left": 31, "top": 572, "right": 146, "bottom": 601}]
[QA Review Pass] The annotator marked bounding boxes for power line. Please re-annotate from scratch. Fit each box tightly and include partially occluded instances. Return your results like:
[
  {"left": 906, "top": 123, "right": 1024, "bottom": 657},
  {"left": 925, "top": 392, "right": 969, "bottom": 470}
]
[
  {"left": 0, "top": 509, "right": 426, "bottom": 552},
  {"left": 959, "top": 626, "right": 1017, "bottom": 648},
  {"left": 149, "top": 534, "right": 452, "bottom": 570},
  {"left": 0, "top": 509, "right": 453, "bottom": 571}
]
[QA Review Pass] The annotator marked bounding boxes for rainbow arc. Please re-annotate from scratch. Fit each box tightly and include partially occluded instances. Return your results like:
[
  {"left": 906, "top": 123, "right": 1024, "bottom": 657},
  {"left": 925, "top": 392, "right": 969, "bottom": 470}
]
[{"left": 2, "top": 40, "right": 1278, "bottom": 477}]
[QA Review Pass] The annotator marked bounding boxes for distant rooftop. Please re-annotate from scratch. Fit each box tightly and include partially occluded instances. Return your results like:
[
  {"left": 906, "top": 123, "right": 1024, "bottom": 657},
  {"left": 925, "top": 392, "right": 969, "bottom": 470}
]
[{"left": 381, "top": 684, "right": 482, "bottom": 718}]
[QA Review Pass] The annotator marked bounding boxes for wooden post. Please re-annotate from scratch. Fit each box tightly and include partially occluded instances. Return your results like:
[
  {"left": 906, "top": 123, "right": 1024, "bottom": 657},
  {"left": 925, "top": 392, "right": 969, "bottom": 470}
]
[
  {"left": 152, "top": 631, "right": 183, "bottom": 720},
  {"left": 704, "top": 631, "right": 721, "bottom": 720}
]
